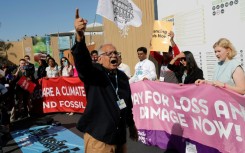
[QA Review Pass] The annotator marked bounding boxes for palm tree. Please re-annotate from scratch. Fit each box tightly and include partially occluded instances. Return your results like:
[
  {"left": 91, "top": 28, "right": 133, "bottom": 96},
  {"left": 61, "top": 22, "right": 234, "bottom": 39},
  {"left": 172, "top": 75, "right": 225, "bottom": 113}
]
[
  {"left": 0, "top": 40, "right": 13, "bottom": 52},
  {"left": 0, "top": 40, "right": 13, "bottom": 62}
]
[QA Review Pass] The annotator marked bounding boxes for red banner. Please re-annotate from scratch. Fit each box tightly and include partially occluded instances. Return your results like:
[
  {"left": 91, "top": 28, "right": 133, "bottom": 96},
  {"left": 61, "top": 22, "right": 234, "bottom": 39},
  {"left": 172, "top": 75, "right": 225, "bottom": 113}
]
[{"left": 41, "top": 77, "right": 87, "bottom": 113}]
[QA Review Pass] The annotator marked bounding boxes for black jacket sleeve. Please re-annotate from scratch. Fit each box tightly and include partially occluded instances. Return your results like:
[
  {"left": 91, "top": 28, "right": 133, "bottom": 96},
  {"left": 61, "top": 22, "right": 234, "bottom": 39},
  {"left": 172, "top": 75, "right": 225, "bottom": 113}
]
[{"left": 71, "top": 38, "right": 93, "bottom": 81}]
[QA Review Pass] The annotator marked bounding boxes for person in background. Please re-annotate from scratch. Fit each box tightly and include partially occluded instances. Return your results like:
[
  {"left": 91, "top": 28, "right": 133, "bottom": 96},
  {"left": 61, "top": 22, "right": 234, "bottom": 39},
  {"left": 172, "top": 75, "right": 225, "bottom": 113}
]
[
  {"left": 0, "top": 63, "right": 7, "bottom": 77},
  {"left": 168, "top": 51, "right": 204, "bottom": 84},
  {"left": 90, "top": 50, "right": 99, "bottom": 63},
  {"left": 129, "top": 47, "right": 157, "bottom": 83},
  {"left": 0, "top": 69, "right": 4, "bottom": 79},
  {"left": 24, "top": 55, "right": 35, "bottom": 81},
  {"left": 59, "top": 57, "right": 74, "bottom": 77},
  {"left": 1, "top": 64, "right": 14, "bottom": 82},
  {"left": 72, "top": 9, "right": 138, "bottom": 153},
  {"left": 37, "top": 59, "right": 48, "bottom": 79},
  {"left": 1, "top": 63, "right": 15, "bottom": 122},
  {"left": 60, "top": 57, "right": 74, "bottom": 116},
  {"left": 0, "top": 81, "right": 10, "bottom": 133},
  {"left": 195, "top": 38, "right": 245, "bottom": 95},
  {"left": 150, "top": 31, "right": 180, "bottom": 83},
  {"left": 45, "top": 57, "right": 60, "bottom": 78},
  {"left": 46, "top": 54, "right": 52, "bottom": 63},
  {"left": 117, "top": 52, "right": 131, "bottom": 78},
  {"left": 13, "top": 59, "right": 33, "bottom": 119}
]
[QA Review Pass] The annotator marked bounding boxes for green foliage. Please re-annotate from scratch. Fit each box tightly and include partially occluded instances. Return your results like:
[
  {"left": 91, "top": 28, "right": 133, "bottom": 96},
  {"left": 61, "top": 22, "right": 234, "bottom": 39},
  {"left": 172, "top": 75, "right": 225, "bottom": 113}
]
[{"left": 0, "top": 41, "right": 13, "bottom": 51}]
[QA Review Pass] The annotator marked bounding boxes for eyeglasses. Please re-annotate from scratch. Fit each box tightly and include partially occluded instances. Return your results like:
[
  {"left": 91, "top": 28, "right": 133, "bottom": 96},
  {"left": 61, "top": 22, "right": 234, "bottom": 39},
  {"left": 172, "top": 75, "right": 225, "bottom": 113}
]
[
  {"left": 100, "top": 51, "right": 118, "bottom": 57},
  {"left": 180, "top": 57, "right": 186, "bottom": 61}
]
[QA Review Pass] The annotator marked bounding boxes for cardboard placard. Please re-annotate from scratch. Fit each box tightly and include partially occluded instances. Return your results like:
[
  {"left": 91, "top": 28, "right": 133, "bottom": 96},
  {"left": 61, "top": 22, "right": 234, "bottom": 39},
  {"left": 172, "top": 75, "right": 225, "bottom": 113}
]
[{"left": 150, "top": 21, "right": 173, "bottom": 52}]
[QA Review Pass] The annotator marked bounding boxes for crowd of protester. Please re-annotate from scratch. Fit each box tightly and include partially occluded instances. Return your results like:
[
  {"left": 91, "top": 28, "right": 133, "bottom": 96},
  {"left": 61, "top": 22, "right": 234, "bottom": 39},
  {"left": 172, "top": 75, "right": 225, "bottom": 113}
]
[
  {"left": 0, "top": 54, "right": 78, "bottom": 137},
  {"left": 72, "top": 9, "right": 245, "bottom": 153},
  {"left": 1, "top": 21, "right": 245, "bottom": 152}
]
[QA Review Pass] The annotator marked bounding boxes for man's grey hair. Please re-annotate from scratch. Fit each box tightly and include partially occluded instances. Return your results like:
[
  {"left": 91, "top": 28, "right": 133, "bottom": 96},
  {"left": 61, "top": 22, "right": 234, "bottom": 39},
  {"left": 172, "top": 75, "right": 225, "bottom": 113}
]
[{"left": 98, "top": 43, "right": 116, "bottom": 56}]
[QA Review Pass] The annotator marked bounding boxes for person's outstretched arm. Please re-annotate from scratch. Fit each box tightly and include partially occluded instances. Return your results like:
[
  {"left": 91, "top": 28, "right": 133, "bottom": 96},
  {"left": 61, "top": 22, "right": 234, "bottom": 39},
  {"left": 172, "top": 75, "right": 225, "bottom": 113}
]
[
  {"left": 169, "top": 31, "right": 180, "bottom": 65},
  {"left": 71, "top": 9, "right": 91, "bottom": 80}
]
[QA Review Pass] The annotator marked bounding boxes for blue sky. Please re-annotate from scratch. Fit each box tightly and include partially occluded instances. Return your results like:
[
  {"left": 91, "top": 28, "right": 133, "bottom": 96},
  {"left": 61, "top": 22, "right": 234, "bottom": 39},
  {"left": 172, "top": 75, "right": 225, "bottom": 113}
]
[{"left": 0, "top": 0, "right": 102, "bottom": 41}]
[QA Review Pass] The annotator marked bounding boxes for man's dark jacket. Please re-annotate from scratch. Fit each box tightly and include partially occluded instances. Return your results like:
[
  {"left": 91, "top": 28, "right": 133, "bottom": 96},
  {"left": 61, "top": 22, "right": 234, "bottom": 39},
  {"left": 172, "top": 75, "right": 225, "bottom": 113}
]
[{"left": 72, "top": 39, "right": 135, "bottom": 145}]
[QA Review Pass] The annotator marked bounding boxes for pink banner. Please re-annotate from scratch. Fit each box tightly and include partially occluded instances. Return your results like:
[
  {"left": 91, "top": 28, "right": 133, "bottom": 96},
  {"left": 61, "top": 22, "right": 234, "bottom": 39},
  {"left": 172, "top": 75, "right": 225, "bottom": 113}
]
[
  {"left": 41, "top": 77, "right": 87, "bottom": 113},
  {"left": 131, "top": 81, "right": 245, "bottom": 153}
]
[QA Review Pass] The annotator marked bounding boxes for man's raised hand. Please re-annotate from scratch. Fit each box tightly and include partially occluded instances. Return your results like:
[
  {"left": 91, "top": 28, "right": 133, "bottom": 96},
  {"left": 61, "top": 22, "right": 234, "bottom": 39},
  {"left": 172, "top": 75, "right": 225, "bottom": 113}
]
[
  {"left": 75, "top": 8, "right": 80, "bottom": 19},
  {"left": 74, "top": 8, "right": 87, "bottom": 42}
]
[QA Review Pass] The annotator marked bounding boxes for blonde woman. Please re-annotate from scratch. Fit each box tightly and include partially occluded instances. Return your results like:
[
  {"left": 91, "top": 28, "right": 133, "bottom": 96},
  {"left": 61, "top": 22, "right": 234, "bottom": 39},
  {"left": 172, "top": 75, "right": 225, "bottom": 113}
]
[{"left": 195, "top": 38, "right": 245, "bottom": 95}]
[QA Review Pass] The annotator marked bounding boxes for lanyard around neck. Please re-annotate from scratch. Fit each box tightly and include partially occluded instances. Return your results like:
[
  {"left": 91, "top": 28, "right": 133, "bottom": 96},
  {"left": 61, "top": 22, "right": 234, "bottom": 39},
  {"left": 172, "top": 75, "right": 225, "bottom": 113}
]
[
  {"left": 106, "top": 72, "right": 120, "bottom": 100},
  {"left": 139, "top": 60, "right": 146, "bottom": 68}
]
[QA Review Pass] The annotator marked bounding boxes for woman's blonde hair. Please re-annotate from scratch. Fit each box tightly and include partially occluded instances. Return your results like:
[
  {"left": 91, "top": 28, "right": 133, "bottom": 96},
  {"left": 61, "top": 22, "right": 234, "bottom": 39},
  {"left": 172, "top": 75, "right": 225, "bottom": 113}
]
[{"left": 213, "top": 38, "right": 237, "bottom": 59}]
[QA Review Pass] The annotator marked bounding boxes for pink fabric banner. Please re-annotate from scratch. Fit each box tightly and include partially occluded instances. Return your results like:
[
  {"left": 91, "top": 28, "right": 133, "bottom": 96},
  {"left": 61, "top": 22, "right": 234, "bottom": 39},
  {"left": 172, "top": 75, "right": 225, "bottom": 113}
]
[{"left": 131, "top": 81, "right": 245, "bottom": 153}]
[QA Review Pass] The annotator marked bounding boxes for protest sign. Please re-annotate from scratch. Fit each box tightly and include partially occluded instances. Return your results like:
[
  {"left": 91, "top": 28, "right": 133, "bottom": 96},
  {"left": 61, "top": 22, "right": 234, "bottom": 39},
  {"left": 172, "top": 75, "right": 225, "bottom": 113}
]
[
  {"left": 150, "top": 21, "right": 173, "bottom": 52},
  {"left": 131, "top": 81, "right": 245, "bottom": 153},
  {"left": 41, "top": 77, "right": 87, "bottom": 113},
  {"left": 17, "top": 76, "right": 36, "bottom": 93}
]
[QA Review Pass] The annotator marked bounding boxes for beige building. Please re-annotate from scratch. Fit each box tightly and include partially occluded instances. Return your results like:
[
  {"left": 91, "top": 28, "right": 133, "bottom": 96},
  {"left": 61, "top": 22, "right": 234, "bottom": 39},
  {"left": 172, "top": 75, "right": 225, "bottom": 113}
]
[
  {"left": 6, "top": 0, "right": 155, "bottom": 74},
  {"left": 6, "top": 37, "right": 60, "bottom": 66},
  {"left": 5, "top": 34, "right": 104, "bottom": 67}
]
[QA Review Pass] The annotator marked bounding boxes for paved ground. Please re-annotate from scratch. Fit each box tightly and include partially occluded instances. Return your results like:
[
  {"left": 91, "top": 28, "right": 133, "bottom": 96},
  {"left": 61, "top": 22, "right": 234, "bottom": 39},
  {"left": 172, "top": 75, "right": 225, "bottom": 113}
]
[{"left": 2, "top": 113, "right": 170, "bottom": 153}]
